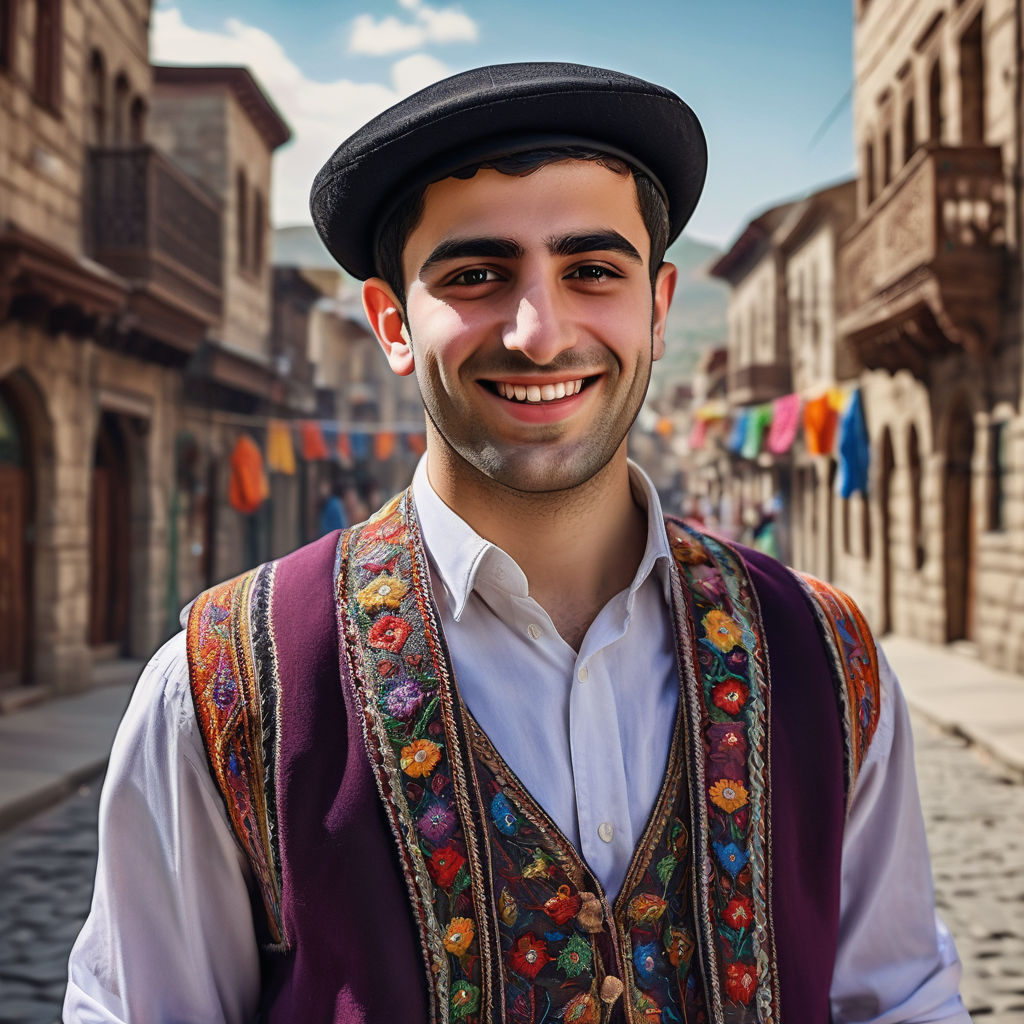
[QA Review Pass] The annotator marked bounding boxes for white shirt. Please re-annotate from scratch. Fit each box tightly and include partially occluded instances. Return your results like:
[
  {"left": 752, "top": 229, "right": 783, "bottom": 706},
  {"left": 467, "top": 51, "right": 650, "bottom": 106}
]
[{"left": 65, "top": 461, "right": 970, "bottom": 1023}]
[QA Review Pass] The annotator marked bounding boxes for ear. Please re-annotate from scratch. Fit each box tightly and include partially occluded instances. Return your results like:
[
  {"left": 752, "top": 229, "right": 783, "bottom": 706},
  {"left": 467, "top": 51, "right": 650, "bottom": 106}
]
[
  {"left": 651, "top": 262, "right": 678, "bottom": 362},
  {"left": 362, "top": 278, "right": 415, "bottom": 376}
]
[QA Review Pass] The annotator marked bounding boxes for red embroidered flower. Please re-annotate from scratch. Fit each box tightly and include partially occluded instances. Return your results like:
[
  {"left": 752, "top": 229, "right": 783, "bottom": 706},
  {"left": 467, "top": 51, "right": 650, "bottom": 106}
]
[
  {"left": 376, "top": 659, "right": 397, "bottom": 678},
  {"left": 368, "top": 615, "right": 412, "bottom": 653},
  {"left": 712, "top": 679, "right": 749, "bottom": 715},
  {"left": 427, "top": 845, "right": 466, "bottom": 889},
  {"left": 722, "top": 896, "right": 753, "bottom": 930},
  {"left": 507, "top": 933, "right": 551, "bottom": 979},
  {"left": 543, "top": 885, "right": 581, "bottom": 925},
  {"left": 725, "top": 961, "right": 757, "bottom": 1004}
]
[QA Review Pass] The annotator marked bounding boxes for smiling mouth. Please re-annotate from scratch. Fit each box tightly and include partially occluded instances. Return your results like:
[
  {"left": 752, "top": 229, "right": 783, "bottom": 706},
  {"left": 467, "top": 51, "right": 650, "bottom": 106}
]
[{"left": 485, "top": 378, "right": 592, "bottom": 403}]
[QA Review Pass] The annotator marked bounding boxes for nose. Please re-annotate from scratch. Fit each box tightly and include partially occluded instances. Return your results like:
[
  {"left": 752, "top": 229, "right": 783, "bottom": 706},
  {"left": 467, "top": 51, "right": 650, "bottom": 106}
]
[{"left": 501, "top": 276, "right": 575, "bottom": 365}]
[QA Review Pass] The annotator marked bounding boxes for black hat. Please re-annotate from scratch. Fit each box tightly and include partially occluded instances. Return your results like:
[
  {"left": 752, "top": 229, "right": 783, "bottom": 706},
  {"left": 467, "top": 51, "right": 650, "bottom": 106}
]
[{"left": 310, "top": 61, "right": 707, "bottom": 281}]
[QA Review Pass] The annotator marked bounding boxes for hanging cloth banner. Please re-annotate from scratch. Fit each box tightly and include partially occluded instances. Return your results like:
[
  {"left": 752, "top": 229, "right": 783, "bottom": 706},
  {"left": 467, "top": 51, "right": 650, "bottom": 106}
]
[
  {"left": 837, "top": 387, "right": 871, "bottom": 498},
  {"left": 405, "top": 432, "right": 427, "bottom": 457},
  {"left": 803, "top": 393, "right": 839, "bottom": 456},
  {"left": 374, "top": 431, "right": 396, "bottom": 460},
  {"left": 728, "top": 410, "right": 749, "bottom": 453},
  {"left": 741, "top": 404, "right": 773, "bottom": 460},
  {"left": 350, "top": 431, "right": 371, "bottom": 460},
  {"left": 766, "top": 394, "right": 801, "bottom": 455},
  {"left": 266, "top": 419, "right": 297, "bottom": 475},
  {"left": 301, "top": 421, "right": 330, "bottom": 461},
  {"left": 688, "top": 417, "right": 709, "bottom": 450},
  {"left": 228, "top": 433, "right": 267, "bottom": 514}
]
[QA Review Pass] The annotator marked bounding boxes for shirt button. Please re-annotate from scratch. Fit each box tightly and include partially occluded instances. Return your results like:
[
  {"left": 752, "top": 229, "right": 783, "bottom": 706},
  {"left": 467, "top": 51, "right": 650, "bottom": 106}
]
[
  {"left": 598, "top": 822, "right": 614, "bottom": 843},
  {"left": 527, "top": 623, "right": 543, "bottom": 640},
  {"left": 577, "top": 666, "right": 589, "bottom": 682}
]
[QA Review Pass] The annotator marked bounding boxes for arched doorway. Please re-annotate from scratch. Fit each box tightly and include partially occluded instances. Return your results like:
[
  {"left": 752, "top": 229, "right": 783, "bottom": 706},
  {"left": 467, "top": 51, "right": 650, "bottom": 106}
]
[
  {"left": 879, "top": 429, "right": 895, "bottom": 633},
  {"left": 89, "top": 411, "right": 132, "bottom": 654},
  {"left": 944, "top": 401, "right": 975, "bottom": 641},
  {"left": 0, "top": 386, "right": 34, "bottom": 686}
]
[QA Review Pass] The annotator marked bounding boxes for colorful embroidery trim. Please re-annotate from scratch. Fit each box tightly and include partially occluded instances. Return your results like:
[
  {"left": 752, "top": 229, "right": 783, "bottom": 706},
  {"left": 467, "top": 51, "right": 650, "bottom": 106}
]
[
  {"left": 796, "top": 573, "right": 882, "bottom": 803},
  {"left": 667, "top": 521, "right": 781, "bottom": 1024},
  {"left": 187, "top": 563, "right": 286, "bottom": 949}
]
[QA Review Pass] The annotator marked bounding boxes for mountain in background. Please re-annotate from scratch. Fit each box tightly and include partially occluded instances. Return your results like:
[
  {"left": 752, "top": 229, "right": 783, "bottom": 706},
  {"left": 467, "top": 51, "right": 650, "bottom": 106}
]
[{"left": 272, "top": 225, "right": 728, "bottom": 391}]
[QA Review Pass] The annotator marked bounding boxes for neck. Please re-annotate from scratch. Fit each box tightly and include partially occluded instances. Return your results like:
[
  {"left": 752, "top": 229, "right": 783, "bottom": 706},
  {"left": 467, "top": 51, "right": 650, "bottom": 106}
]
[{"left": 425, "top": 441, "right": 649, "bottom": 650}]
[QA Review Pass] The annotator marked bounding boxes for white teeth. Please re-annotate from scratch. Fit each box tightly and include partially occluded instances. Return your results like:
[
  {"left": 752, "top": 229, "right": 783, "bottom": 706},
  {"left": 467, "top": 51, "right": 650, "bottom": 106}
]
[{"left": 494, "top": 378, "right": 586, "bottom": 402}]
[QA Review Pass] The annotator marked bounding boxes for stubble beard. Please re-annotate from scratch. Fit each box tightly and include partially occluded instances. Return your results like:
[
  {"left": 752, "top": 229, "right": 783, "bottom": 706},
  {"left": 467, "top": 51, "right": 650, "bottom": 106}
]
[{"left": 409, "top": 329, "right": 655, "bottom": 502}]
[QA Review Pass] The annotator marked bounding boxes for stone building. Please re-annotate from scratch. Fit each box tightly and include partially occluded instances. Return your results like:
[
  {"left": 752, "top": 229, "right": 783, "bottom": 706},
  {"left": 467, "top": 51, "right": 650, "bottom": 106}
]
[
  {"left": 0, "top": 5, "right": 296, "bottom": 703},
  {"left": 0, "top": 0, "right": 201, "bottom": 701},
  {"left": 839, "top": 0, "right": 1024, "bottom": 666}
]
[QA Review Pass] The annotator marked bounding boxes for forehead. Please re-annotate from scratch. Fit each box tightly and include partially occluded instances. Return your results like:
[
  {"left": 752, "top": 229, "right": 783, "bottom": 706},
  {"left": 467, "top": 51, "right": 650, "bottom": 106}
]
[{"left": 401, "top": 160, "right": 649, "bottom": 277}]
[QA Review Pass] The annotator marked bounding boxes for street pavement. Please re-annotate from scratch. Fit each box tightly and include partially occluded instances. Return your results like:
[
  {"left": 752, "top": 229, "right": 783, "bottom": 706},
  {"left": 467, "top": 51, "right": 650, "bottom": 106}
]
[{"left": 0, "top": 639, "right": 1023, "bottom": 1022}]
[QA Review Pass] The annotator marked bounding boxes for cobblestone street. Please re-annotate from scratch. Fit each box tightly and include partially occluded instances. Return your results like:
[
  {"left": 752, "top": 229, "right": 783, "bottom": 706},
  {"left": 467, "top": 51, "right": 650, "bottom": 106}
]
[{"left": 0, "top": 711, "right": 1022, "bottom": 1023}]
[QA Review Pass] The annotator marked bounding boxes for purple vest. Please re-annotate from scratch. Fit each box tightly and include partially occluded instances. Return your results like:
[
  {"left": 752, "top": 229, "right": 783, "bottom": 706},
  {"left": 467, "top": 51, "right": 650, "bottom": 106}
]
[{"left": 187, "top": 494, "right": 879, "bottom": 1023}]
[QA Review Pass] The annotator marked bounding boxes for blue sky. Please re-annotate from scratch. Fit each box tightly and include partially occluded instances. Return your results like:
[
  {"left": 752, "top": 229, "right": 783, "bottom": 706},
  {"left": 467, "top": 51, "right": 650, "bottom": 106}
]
[{"left": 153, "top": 0, "right": 856, "bottom": 249}]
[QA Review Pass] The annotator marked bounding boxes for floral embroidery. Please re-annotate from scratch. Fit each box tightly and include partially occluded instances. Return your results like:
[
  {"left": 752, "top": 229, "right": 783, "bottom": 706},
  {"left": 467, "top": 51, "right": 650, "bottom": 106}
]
[
  {"left": 633, "top": 940, "right": 662, "bottom": 983},
  {"left": 629, "top": 893, "right": 668, "bottom": 924},
  {"left": 400, "top": 738, "right": 442, "bottom": 777},
  {"left": 709, "top": 778, "right": 749, "bottom": 813},
  {"left": 507, "top": 933, "right": 551, "bottom": 980},
  {"left": 498, "top": 887, "right": 518, "bottom": 926},
  {"left": 383, "top": 679, "right": 424, "bottom": 720},
  {"left": 368, "top": 614, "right": 413, "bottom": 652},
  {"left": 489, "top": 792, "right": 520, "bottom": 835},
  {"left": 702, "top": 609, "right": 744, "bottom": 651},
  {"left": 356, "top": 574, "right": 407, "bottom": 613},
  {"left": 723, "top": 897, "right": 754, "bottom": 931},
  {"left": 444, "top": 917, "right": 476, "bottom": 956},
  {"left": 427, "top": 845, "right": 466, "bottom": 889},
  {"left": 417, "top": 799, "right": 457, "bottom": 842},
  {"left": 725, "top": 962, "right": 757, "bottom": 1005},
  {"left": 556, "top": 933, "right": 593, "bottom": 977},
  {"left": 563, "top": 991, "right": 600, "bottom": 1023},
  {"left": 664, "top": 926, "right": 695, "bottom": 968},
  {"left": 450, "top": 981, "right": 480, "bottom": 1020},
  {"left": 544, "top": 885, "right": 581, "bottom": 924},
  {"left": 712, "top": 678, "right": 749, "bottom": 715}
]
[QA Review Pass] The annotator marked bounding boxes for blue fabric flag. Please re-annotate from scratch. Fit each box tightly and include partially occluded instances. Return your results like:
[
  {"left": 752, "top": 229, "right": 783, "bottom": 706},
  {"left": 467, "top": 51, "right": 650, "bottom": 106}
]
[{"left": 837, "top": 388, "right": 870, "bottom": 498}]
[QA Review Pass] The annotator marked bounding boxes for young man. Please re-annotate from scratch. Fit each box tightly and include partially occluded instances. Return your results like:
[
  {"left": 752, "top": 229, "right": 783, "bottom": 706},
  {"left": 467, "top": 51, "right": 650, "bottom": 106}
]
[{"left": 66, "top": 64, "right": 969, "bottom": 1023}]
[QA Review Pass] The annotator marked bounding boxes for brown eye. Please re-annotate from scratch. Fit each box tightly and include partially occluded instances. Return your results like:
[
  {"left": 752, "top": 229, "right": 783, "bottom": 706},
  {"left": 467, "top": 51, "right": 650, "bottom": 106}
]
[{"left": 451, "top": 268, "right": 499, "bottom": 285}]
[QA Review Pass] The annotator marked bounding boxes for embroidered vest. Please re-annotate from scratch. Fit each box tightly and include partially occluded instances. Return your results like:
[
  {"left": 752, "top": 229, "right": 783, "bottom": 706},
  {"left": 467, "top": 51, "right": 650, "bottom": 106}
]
[{"left": 187, "top": 491, "right": 880, "bottom": 1023}]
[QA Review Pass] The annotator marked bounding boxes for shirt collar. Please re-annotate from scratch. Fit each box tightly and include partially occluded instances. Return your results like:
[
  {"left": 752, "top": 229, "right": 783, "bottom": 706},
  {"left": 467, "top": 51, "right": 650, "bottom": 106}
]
[{"left": 411, "top": 455, "right": 674, "bottom": 621}]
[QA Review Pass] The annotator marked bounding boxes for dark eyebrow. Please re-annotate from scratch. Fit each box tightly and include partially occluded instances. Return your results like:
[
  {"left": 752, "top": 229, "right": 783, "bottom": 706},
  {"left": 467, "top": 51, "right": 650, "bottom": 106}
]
[
  {"left": 419, "top": 236, "right": 523, "bottom": 274},
  {"left": 546, "top": 231, "right": 643, "bottom": 263}
]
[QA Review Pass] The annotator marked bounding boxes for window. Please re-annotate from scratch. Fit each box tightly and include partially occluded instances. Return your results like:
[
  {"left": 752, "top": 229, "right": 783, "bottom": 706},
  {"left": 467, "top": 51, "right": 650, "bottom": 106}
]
[
  {"left": 908, "top": 425, "right": 925, "bottom": 567},
  {"left": 236, "top": 169, "right": 249, "bottom": 271},
  {"left": 252, "top": 188, "right": 265, "bottom": 274},
  {"left": 988, "top": 421, "right": 1008, "bottom": 531},
  {"left": 33, "top": 0, "right": 61, "bottom": 112},
  {"left": 0, "top": 0, "right": 15, "bottom": 73},
  {"left": 864, "top": 140, "right": 876, "bottom": 205},
  {"left": 903, "top": 98, "right": 916, "bottom": 165},
  {"left": 929, "top": 60, "right": 943, "bottom": 143},
  {"left": 129, "top": 96, "right": 146, "bottom": 144},
  {"left": 882, "top": 128, "right": 893, "bottom": 188},
  {"left": 87, "top": 50, "right": 105, "bottom": 145},
  {"left": 112, "top": 73, "right": 130, "bottom": 144},
  {"left": 959, "top": 16, "right": 984, "bottom": 145}
]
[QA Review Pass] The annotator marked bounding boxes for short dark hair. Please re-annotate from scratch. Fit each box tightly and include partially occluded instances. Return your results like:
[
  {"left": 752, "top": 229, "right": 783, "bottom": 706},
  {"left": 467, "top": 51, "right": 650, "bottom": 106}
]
[{"left": 374, "top": 146, "right": 671, "bottom": 309}]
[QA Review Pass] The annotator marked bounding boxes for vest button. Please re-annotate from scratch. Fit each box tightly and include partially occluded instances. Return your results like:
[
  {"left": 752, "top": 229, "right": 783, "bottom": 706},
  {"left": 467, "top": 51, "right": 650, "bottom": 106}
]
[
  {"left": 600, "top": 975, "right": 625, "bottom": 1005},
  {"left": 576, "top": 891, "right": 604, "bottom": 933}
]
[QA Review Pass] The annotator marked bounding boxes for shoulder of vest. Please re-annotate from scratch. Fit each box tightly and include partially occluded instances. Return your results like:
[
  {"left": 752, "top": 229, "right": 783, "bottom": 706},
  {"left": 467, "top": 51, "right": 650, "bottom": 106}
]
[
  {"left": 793, "top": 573, "right": 883, "bottom": 799},
  {"left": 185, "top": 561, "right": 288, "bottom": 950}
]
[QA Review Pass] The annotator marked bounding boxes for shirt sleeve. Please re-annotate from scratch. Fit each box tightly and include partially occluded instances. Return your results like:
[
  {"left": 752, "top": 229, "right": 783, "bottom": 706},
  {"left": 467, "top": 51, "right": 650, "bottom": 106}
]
[
  {"left": 830, "top": 643, "right": 971, "bottom": 1024},
  {"left": 63, "top": 632, "right": 261, "bottom": 1024}
]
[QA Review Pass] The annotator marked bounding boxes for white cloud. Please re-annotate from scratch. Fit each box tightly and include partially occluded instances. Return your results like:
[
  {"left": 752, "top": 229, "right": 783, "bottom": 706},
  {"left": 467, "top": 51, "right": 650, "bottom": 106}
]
[
  {"left": 151, "top": 7, "right": 454, "bottom": 227},
  {"left": 348, "top": 1, "right": 478, "bottom": 57}
]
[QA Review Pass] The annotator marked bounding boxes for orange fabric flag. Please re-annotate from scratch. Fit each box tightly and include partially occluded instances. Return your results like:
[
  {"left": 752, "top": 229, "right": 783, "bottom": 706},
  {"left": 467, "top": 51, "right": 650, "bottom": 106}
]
[
  {"left": 374, "top": 432, "right": 396, "bottom": 460},
  {"left": 301, "top": 421, "right": 330, "bottom": 460},
  {"left": 803, "top": 393, "right": 839, "bottom": 456},
  {"left": 228, "top": 434, "right": 266, "bottom": 514},
  {"left": 406, "top": 432, "right": 427, "bottom": 457},
  {"left": 336, "top": 432, "right": 352, "bottom": 461}
]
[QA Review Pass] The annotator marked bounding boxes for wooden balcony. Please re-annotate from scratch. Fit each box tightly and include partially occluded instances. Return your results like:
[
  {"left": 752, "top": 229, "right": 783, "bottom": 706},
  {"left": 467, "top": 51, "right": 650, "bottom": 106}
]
[
  {"left": 728, "top": 363, "right": 791, "bottom": 407},
  {"left": 838, "top": 144, "right": 1006, "bottom": 375},
  {"left": 87, "top": 146, "right": 223, "bottom": 358}
]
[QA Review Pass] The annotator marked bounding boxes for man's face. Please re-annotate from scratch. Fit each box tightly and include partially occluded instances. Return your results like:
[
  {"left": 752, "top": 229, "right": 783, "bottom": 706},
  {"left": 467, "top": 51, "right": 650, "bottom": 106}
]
[{"left": 381, "top": 160, "right": 675, "bottom": 494}]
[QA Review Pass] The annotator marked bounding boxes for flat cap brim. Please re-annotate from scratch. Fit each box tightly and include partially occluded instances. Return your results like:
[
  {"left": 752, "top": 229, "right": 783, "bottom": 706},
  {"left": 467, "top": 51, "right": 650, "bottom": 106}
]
[{"left": 310, "top": 62, "right": 707, "bottom": 280}]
